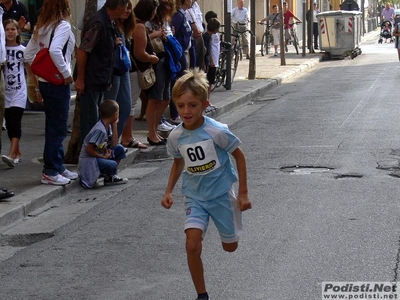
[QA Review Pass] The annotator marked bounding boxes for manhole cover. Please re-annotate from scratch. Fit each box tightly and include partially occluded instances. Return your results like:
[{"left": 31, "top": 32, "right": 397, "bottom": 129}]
[{"left": 280, "top": 165, "right": 332, "bottom": 175}]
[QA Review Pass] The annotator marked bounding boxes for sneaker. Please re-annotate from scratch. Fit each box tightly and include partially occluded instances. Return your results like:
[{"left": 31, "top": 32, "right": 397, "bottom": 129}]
[
  {"left": 164, "top": 120, "right": 177, "bottom": 129},
  {"left": 274, "top": 52, "right": 278, "bottom": 56},
  {"left": 157, "top": 122, "right": 173, "bottom": 132},
  {"left": 1, "top": 155, "right": 15, "bottom": 168},
  {"left": 61, "top": 169, "right": 78, "bottom": 180},
  {"left": 104, "top": 175, "right": 128, "bottom": 186},
  {"left": 41, "top": 174, "right": 70, "bottom": 186},
  {"left": 169, "top": 116, "right": 182, "bottom": 125},
  {"left": 13, "top": 157, "right": 21, "bottom": 164}
]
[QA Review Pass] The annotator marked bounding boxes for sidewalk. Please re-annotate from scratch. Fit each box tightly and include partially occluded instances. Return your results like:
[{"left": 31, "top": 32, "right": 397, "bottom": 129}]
[{"left": 0, "top": 31, "right": 377, "bottom": 228}]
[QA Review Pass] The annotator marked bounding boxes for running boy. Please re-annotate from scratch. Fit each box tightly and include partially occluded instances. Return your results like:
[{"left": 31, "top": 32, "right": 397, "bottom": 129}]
[
  {"left": 78, "top": 100, "right": 128, "bottom": 189},
  {"left": 161, "top": 69, "right": 252, "bottom": 300}
]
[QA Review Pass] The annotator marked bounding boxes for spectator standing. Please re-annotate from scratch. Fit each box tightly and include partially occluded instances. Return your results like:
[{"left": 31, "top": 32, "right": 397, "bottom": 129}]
[
  {"left": 393, "top": 21, "right": 400, "bottom": 61},
  {"left": 75, "top": 0, "right": 129, "bottom": 144},
  {"left": 24, "top": 0, "right": 77, "bottom": 185},
  {"left": 0, "top": 0, "right": 30, "bottom": 32},
  {"left": 161, "top": 69, "right": 252, "bottom": 300},
  {"left": 0, "top": 6, "right": 13, "bottom": 199},
  {"left": 1, "top": 19, "right": 38, "bottom": 168},
  {"left": 203, "top": 17, "right": 220, "bottom": 99},
  {"left": 306, "top": 2, "right": 320, "bottom": 50},
  {"left": 78, "top": 100, "right": 128, "bottom": 188},
  {"left": 283, "top": 1, "right": 302, "bottom": 52},
  {"left": 231, "top": 0, "right": 250, "bottom": 59},
  {"left": 170, "top": 0, "right": 193, "bottom": 127},
  {"left": 186, "top": 0, "right": 204, "bottom": 69},
  {"left": 382, "top": 2, "right": 395, "bottom": 23},
  {"left": 131, "top": 0, "right": 160, "bottom": 145},
  {"left": 120, "top": 0, "right": 147, "bottom": 149},
  {"left": 145, "top": 0, "right": 177, "bottom": 143},
  {"left": 259, "top": 4, "right": 281, "bottom": 56},
  {"left": 104, "top": 0, "right": 134, "bottom": 140}
]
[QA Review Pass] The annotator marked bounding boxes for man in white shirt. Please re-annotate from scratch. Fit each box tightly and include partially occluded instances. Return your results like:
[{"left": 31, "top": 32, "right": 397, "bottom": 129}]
[
  {"left": 231, "top": 0, "right": 250, "bottom": 59},
  {"left": 186, "top": 0, "right": 205, "bottom": 69}
]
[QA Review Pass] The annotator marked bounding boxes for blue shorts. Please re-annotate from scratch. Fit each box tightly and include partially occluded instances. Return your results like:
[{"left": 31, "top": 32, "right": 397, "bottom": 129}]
[{"left": 184, "top": 187, "right": 242, "bottom": 243}]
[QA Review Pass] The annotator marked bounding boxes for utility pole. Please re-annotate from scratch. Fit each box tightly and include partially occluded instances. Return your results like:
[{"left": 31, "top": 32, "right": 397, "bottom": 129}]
[
  {"left": 279, "top": 0, "right": 286, "bottom": 65},
  {"left": 248, "top": 0, "right": 256, "bottom": 79},
  {"left": 225, "top": 0, "right": 232, "bottom": 90}
]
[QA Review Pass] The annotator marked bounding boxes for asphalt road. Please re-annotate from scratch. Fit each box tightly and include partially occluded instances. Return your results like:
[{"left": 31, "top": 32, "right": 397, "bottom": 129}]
[{"left": 1, "top": 39, "right": 400, "bottom": 300}]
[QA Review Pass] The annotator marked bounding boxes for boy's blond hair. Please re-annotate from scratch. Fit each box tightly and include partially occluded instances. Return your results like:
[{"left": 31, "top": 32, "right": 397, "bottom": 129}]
[
  {"left": 172, "top": 68, "right": 209, "bottom": 103},
  {"left": 100, "top": 99, "right": 119, "bottom": 119}
]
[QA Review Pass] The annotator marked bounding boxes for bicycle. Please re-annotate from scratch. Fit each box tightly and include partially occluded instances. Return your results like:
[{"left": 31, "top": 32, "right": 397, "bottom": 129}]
[
  {"left": 286, "top": 21, "right": 301, "bottom": 54},
  {"left": 258, "top": 22, "right": 273, "bottom": 56},
  {"left": 211, "top": 27, "right": 255, "bottom": 91}
]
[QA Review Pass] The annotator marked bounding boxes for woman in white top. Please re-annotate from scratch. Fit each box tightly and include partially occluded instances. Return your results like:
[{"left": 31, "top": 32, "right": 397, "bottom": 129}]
[{"left": 24, "top": 0, "right": 77, "bottom": 186}]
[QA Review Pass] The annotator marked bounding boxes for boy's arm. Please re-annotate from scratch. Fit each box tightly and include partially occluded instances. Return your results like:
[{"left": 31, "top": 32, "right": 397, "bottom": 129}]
[
  {"left": 161, "top": 157, "right": 185, "bottom": 209},
  {"left": 231, "top": 147, "right": 252, "bottom": 211},
  {"left": 85, "top": 143, "right": 111, "bottom": 159}
]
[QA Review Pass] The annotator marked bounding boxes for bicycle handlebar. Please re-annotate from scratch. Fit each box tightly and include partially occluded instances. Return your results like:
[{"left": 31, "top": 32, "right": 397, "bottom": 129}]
[{"left": 288, "top": 21, "right": 302, "bottom": 25}]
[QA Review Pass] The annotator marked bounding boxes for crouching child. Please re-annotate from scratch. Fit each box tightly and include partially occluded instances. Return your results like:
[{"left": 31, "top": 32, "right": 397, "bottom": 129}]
[{"left": 78, "top": 100, "right": 128, "bottom": 188}]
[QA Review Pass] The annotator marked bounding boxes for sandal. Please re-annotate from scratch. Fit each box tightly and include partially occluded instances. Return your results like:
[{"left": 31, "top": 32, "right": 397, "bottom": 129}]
[{"left": 125, "top": 138, "right": 148, "bottom": 149}]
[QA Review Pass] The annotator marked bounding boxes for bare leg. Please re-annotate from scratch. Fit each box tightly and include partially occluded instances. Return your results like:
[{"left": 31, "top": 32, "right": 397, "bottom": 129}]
[
  {"left": 146, "top": 99, "right": 162, "bottom": 142},
  {"left": 186, "top": 228, "right": 207, "bottom": 295},
  {"left": 8, "top": 137, "right": 21, "bottom": 159},
  {"left": 121, "top": 115, "right": 134, "bottom": 145}
]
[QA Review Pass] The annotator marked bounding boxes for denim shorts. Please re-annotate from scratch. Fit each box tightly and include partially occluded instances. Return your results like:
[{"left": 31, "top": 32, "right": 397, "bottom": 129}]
[
  {"left": 147, "top": 57, "right": 171, "bottom": 101},
  {"left": 184, "top": 187, "right": 242, "bottom": 244}
]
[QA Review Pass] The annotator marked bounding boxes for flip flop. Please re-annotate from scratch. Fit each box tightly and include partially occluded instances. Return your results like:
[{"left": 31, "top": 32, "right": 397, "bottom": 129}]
[{"left": 125, "top": 138, "right": 148, "bottom": 149}]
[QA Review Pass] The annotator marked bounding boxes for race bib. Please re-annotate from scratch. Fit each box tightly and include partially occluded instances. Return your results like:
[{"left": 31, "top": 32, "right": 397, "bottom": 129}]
[{"left": 179, "top": 139, "right": 221, "bottom": 176}]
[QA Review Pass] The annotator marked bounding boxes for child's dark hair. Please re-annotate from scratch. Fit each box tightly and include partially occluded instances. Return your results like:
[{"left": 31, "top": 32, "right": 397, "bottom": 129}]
[
  {"left": 207, "top": 18, "right": 220, "bottom": 32},
  {"left": 205, "top": 11, "right": 218, "bottom": 23},
  {"left": 100, "top": 100, "right": 119, "bottom": 119},
  {"left": 3, "top": 19, "right": 22, "bottom": 45}
]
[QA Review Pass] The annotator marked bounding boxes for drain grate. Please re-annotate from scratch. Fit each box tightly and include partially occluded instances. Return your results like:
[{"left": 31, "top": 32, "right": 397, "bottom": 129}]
[{"left": 280, "top": 165, "right": 332, "bottom": 175}]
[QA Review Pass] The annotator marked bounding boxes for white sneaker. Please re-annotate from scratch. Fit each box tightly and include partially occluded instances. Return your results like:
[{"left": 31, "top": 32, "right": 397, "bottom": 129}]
[
  {"left": 157, "top": 122, "right": 173, "bottom": 132},
  {"left": 164, "top": 120, "right": 177, "bottom": 129},
  {"left": 13, "top": 157, "right": 21, "bottom": 164},
  {"left": 169, "top": 116, "right": 182, "bottom": 125},
  {"left": 41, "top": 174, "right": 70, "bottom": 186},
  {"left": 61, "top": 169, "right": 78, "bottom": 180},
  {"left": 2, "top": 155, "right": 15, "bottom": 168}
]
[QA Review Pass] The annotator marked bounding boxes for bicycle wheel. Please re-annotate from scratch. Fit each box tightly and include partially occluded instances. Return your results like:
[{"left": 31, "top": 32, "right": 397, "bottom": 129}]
[
  {"left": 293, "top": 34, "right": 299, "bottom": 54},
  {"left": 230, "top": 49, "right": 239, "bottom": 82},
  {"left": 261, "top": 32, "right": 266, "bottom": 56},
  {"left": 266, "top": 33, "right": 272, "bottom": 55},
  {"left": 212, "top": 53, "right": 226, "bottom": 91}
]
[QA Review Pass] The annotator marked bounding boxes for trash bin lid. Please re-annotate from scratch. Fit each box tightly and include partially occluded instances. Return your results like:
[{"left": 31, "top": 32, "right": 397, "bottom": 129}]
[{"left": 316, "top": 10, "right": 362, "bottom": 17}]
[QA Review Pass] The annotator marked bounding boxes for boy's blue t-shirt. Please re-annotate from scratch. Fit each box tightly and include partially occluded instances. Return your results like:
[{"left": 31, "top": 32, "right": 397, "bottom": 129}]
[{"left": 167, "top": 116, "right": 241, "bottom": 201}]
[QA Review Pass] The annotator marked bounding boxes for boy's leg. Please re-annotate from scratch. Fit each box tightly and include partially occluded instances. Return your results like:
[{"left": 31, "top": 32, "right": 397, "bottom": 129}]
[
  {"left": 96, "top": 157, "right": 117, "bottom": 176},
  {"left": 184, "top": 198, "right": 210, "bottom": 297},
  {"left": 209, "top": 188, "right": 243, "bottom": 252},
  {"left": 186, "top": 228, "right": 207, "bottom": 295}
]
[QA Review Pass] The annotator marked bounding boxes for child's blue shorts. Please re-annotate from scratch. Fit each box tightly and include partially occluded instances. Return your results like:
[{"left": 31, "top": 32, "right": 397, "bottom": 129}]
[{"left": 184, "top": 187, "right": 242, "bottom": 244}]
